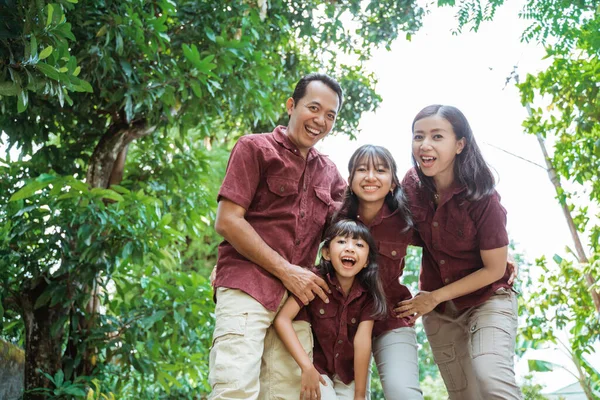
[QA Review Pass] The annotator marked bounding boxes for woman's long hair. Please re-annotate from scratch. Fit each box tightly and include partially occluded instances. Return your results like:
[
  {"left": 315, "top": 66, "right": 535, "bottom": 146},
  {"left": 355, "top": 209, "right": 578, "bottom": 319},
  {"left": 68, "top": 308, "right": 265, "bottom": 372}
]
[
  {"left": 317, "top": 219, "right": 387, "bottom": 319},
  {"left": 334, "top": 145, "right": 413, "bottom": 231},
  {"left": 411, "top": 105, "right": 495, "bottom": 201}
]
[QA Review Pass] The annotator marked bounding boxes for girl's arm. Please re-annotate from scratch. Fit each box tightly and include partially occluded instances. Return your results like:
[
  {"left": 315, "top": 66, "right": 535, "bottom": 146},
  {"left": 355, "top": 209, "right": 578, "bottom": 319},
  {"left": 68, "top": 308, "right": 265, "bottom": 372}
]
[
  {"left": 395, "top": 246, "right": 507, "bottom": 323},
  {"left": 352, "top": 320, "right": 374, "bottom": 400},
  {"left": 274, "top": 297, "right": 326, "bottom": 399}
]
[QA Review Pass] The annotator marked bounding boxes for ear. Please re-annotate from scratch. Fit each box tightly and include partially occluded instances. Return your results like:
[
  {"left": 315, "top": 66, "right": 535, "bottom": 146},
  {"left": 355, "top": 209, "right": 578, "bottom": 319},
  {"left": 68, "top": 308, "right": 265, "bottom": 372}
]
[
  {"left": 321, "top": 246, "right": 331, "bottom": 261},
  {"left": 456, "top": 137, "right": 466, "bottom": 154},
  {"left": 286, "top": 97, "right": 295, "bottom": 116},
  {"left": 391, "top": 182, "right": 397, "bottom": 192}
]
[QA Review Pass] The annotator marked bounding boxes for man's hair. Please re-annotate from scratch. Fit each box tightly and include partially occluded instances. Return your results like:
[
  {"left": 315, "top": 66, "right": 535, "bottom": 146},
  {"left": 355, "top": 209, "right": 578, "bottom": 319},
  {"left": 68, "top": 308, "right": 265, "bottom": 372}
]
[{"left": 291, "top": 73, "right": 343, "bottom": 111}]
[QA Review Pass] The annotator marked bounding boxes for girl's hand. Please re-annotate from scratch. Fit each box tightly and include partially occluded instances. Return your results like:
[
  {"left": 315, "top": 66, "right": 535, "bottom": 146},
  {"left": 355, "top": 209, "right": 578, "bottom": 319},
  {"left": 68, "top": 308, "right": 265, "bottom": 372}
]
[
  {"left": 300, "top": 366, "right": 326, "bottom": 400},
  {"left": 394, "top": 291, "right": 439, "bottom": 324}
]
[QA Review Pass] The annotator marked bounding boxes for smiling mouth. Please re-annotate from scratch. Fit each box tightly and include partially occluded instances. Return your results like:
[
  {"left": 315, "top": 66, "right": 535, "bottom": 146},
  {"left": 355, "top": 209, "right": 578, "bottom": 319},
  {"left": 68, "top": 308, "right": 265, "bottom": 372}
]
[
  {"left": 305, "top": 125, "right": 321, "bottom": 137},
  {"left": 420, "top": 155, "right": 436, "bottom": 167},
  {"left": 362, "top": 185, "right": 380, "bottom": 192},
  {"left": 341, "top": 256, "right": 356, "bottom": 268}
]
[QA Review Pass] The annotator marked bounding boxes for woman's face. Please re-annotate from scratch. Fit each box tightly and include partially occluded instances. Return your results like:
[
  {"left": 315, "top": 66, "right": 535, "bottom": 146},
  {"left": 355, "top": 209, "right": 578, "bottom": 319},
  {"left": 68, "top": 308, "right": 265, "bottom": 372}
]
[
  {"left": 412, "top": 115, "right": 465, "bottom": 186},
  {"left": 350, "top": 156, "right": 395, "bottom": 208}
]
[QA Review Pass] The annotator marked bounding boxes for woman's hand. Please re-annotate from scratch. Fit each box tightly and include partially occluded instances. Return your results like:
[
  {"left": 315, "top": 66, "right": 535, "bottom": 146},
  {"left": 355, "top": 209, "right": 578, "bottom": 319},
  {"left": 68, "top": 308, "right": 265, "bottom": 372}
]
[
  {"left": 394, "top": 291, "right": 440, "bottom": 324},
  {"left": 300, "top": 366, "right": 326, "bottom": 400}
]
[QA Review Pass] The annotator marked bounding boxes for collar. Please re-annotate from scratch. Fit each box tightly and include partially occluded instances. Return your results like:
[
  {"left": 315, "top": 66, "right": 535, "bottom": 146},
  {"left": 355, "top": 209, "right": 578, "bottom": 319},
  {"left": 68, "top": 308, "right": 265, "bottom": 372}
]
[
  {"left": 273, "top": 125, "right": 320, "bottom": 161},
  {"left": 326, "top": 272, "right": 367, "bottom": 303}
]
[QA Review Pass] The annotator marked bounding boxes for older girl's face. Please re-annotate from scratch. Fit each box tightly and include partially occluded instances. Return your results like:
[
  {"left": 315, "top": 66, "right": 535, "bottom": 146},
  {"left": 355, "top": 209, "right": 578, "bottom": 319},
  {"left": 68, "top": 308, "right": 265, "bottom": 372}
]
[{"left": 350, "top": 157, "right": 395, "bottom": 208}]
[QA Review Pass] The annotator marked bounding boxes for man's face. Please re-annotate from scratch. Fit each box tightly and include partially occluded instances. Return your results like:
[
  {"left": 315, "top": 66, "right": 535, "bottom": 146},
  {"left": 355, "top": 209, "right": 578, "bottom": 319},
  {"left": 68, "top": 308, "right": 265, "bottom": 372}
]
[{"left": 286, "top": 80, "right": 340, "bottom": 158}]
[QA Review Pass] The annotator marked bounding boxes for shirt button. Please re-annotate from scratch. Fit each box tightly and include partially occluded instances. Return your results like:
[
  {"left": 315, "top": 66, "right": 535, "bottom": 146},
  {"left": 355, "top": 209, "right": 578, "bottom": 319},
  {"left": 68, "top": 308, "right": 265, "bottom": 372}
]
[
  {"left": 294, "top": 239, "right": 300, "bottom": 246},
  {"left": 433, "top": 221, "right": 439, "bottom": 227},
  {"left": 440, "top": 260, "right": 446, "bottom": 265},
  {"left": 444, "top": 278, "right": 450, "bottom": 284},
  {"left": 319, "top": 308, "right": 325, "bottom": 315},
  {"left": 470, "top": 324, "right": 477, "bottom": 332},
  {"left": 335, "top": 353, "right": 339, "bottom": 358},
  {"left": 351, "top": 318, "right": 356, "bottom": 324},
  {"left": 338, "top": 340, "right": 343, "bottom": 344},
  {"left": 303, "top": 185, "right": 307, "bottom": 191},
  {"left": 279, "top": 186, "right": 285, "bottom": 193},
  {"left": 391, "top": 250, "right": 397, "bottom": 257},
  {"left": 300, "top": 211, "right": 305, "bottom": 218}
]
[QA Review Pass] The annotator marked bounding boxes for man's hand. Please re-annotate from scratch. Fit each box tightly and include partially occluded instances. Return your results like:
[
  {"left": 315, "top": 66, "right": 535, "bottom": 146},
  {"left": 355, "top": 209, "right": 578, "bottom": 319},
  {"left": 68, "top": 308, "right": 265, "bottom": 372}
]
[
  {"left": 210, "top": 265, "right": 217, "bottom": 287},
  {"left": 507, "top": 258, "right": 518, "bottom": 285},
  {"left": 300, "top": 366, "right": 326, "bottom": 400},
  {"left": 282, "top": 264, "right": 331, "bottom": 305}
]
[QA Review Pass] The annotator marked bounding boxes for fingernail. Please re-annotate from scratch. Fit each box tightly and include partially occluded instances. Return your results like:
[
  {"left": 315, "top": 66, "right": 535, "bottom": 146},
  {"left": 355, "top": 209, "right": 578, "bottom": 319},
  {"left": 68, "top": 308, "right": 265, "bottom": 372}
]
[{"left": 325, "top": 298, "right": 329, "bottom": 303}]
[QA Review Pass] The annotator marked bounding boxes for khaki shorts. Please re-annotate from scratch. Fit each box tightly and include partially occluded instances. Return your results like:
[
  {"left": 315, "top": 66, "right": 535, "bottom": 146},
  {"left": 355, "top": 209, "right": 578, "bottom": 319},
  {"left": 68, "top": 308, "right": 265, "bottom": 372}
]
[{"left": 209, "top": 288, "right": 312, "bottom": 400}]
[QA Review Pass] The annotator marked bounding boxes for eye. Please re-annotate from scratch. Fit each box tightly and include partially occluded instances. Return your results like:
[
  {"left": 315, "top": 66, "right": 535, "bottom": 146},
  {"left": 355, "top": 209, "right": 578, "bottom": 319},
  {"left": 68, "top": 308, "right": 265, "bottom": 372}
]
[
  {"left": 356, "top": 167, "right": 367, "bottom": 172},
  {"left": 327, "top": 113, "right": 336, "bottom": 120},
  {"left": 356, "top": 241, "right": 365, "bottom": 248},
  {"left": 434, "top": 134, "right": 444, "bottom": 139},
  {"left": 308, "top": 105, "right": 318, "bottom": 112},
  {"left": 336, "top": 239, "right": 346, "bottom": 245},
  {"left": 377, "top": 167, "right": 387, "bottom": 173},
  {"left": 413, "top": 134, "right": 423, "bottom": 140}
]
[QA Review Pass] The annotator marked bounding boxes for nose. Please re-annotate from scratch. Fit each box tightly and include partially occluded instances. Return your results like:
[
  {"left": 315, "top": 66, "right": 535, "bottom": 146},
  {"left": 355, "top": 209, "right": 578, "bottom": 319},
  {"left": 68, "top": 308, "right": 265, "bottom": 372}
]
[
  {"left": 366, "top": 169, "right": 376, "bottom": 179},
  {"left": 314, "top": 113, "right": 325, "bottom": 126},
  {"left": 344, "top": 243, "right": 356, "bottom": 253},
  {"left": 420, "top": 136, "right": 433, "bottom": 150}
]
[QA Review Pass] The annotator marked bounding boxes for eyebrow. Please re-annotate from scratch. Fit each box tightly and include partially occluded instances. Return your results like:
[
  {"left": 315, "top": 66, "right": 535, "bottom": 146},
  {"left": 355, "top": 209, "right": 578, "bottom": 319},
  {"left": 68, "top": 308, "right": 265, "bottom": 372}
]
[{"left": 414, "top": 128, "right": 447, "bottom": 134}]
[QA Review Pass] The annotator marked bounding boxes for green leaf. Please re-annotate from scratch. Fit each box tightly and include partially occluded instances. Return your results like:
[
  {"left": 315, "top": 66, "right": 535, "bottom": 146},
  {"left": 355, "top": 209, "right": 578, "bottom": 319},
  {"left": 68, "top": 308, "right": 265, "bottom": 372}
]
[
  {"left": 9, "top": 180, "right": 53, "bottom": 201},
  {"left": 0, "top": 81, "right": 19, "bottom": 96},
  {"left": 46, "top": 4, "right": 54, "bottom": 27},
  {"left": 141, "top": 310, "right": 167, "bottom": 329},
  {"left": 39, "top": 46, "right": 53, "bottom": 60},
  {"left": 30, "top": 35, "right": 38, "bottom": 58},
  {"left": 34, "top": 288, "right": 53, "bottom": 310},
  {"left": 528, "top": 359, "right": 555, "bottom": 372},
  {"left": 36, "top": 63, "right": 60, "bottom": 81},
  {"left": 17, "top": 90, "right": 28, "bottom": 113}
]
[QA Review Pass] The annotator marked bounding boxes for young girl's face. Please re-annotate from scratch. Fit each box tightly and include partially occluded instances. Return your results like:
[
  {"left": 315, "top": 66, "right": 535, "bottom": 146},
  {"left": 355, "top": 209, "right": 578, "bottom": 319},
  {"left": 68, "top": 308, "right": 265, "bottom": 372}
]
[
  {"left": 412, "top": 115, "right": 465, "bottom": 183},
  {"left": 322, "top": 234, "right": 369, "bottom": 280},
  {"left": 350, "top": 156, "right": 395, "bottom": 207}
]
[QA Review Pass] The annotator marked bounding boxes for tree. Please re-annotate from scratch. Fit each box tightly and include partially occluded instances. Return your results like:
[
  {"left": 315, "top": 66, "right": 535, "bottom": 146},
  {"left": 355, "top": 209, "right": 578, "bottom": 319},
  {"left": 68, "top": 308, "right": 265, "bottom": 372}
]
[{"left": 1, "top": 0, "right": 428, "bottom": 397}]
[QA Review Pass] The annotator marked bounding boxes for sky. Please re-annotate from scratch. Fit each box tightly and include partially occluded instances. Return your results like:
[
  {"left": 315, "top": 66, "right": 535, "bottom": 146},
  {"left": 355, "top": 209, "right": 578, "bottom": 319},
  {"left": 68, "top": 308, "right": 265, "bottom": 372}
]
[{"left": 316, "top": 0, "right": 596, "bottom": 393}]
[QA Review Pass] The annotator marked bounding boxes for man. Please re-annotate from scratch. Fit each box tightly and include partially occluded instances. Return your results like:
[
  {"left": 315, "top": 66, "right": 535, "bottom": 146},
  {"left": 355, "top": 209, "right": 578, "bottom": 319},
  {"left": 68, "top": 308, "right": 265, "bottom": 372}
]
[{"left": 209, "top": 73, "right": 347, "bottom": 399}]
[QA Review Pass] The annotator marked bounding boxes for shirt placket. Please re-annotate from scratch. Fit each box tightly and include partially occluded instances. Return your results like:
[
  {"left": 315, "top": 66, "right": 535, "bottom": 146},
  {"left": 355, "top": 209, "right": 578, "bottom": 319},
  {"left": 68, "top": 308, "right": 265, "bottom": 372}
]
[
  {"left": 431, "top": 201, "right": 451, "bottom": 286},
  {"left": 294, "top": 160, "right": 310, "bottom": 259}
]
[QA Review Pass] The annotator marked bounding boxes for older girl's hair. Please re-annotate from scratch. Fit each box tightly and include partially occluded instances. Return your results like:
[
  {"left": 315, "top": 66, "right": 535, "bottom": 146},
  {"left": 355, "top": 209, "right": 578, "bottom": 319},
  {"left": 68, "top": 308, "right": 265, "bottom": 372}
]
[
  {"left": 335, "top": 145, "right": 413, "bottom": 230},
  {"left": 411, "top": 105, "right": 495, "bottom": 201},
  {"left": 317, "top": 219, "right": 387, "bottom": 319}
]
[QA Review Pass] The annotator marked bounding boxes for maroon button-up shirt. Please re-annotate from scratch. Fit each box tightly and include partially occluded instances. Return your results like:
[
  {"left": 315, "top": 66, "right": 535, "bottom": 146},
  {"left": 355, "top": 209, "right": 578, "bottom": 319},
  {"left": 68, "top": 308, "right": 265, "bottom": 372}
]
[
  {"left": 401, "top": 168, "right": 511, "bottom": 310},
  {"left": 214, "top": 126, "right": 346, "bottom": 311},
  {"left": 294, "top": 273, "right": 376, "bottom": 385},
  {"left": 357, "top": 204, "right": 414, "bottom": 337}
]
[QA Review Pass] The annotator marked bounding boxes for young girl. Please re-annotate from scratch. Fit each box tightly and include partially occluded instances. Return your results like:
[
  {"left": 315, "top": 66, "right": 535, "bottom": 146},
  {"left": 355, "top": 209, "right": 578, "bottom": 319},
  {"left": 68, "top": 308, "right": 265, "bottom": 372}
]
[
  {"left": 396, "top": 105, "right": 521, "bottom": 399},
  {"left": 274, "top": 219, "right": 386, "bottom": 400},
  {"left": 337, "top": 145, "right": 423, "bottom": 399}
]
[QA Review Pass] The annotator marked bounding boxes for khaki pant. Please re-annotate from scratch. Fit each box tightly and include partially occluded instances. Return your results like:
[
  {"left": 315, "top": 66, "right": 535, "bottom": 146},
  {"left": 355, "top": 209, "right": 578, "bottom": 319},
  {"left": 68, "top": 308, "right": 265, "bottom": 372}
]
[
  {"left": 423, "top": 288, "right": 522, "bottom": 400},
  {"left": 372, "top": 327, "right": 423, "bottom": 399},
  {"left": 209, "top": 288, "right": 312, "bottom": 400},
  {"left": 319, "top": 375, "right": 356, "bottom": 400}
]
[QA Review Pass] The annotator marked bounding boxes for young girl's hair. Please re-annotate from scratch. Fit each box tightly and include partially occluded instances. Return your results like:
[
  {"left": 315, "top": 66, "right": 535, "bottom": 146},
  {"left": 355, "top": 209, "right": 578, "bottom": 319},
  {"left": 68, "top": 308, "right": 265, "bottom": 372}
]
[
  {"left": 335, "top": 144, "right": 413, "bottom": 231},
  {"left": 411, "top": 105, "right": 495, "bottom": 201},
  {"left": 318, "top": 219, "right": 387, "bottom": 319}
]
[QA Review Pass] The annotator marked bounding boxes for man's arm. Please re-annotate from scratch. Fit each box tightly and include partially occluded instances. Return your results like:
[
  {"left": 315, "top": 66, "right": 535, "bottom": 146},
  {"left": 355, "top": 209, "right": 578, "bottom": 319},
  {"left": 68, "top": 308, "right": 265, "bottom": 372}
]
[
  {"left": 352, "top": 320, "right": 374, "bottom": 400},
  {"left": 215, "top": 199, "right": 330, "bottom": 304}
]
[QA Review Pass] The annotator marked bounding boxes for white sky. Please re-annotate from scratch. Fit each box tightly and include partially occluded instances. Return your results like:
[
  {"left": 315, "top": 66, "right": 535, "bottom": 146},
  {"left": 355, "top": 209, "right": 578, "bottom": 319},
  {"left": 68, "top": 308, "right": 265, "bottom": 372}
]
[{"left": 317, "top": 0, "right": 597, "bottom": 393}]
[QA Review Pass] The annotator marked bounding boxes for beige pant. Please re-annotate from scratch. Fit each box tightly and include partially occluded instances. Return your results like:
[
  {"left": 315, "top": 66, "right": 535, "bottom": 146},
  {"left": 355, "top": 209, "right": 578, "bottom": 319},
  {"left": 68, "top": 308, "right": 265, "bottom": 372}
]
[
  {"left": 209, "top": 288, "right": 312, "bottom": 400},
  {"left": 319, "top": 375, "right": 356, "bottom": 400},
  {"left": 423, "top": 288, "right": 522, "bottom": 400},
  {"left": 372, "top": 327, "right": 423, "bottom": 399}
]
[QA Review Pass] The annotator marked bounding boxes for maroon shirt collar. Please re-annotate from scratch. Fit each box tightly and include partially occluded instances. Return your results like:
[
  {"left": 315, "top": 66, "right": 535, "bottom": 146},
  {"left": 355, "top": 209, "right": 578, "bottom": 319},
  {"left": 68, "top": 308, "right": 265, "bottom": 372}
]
[
  {"left": 357, "top": 202, "right": 399, "bottom": 228},
  {"left": 325, "top": 272, "right": 367, "bottom": 302},
  {"left": 273, "top": 125, "right": 322, "bottom": 161}
]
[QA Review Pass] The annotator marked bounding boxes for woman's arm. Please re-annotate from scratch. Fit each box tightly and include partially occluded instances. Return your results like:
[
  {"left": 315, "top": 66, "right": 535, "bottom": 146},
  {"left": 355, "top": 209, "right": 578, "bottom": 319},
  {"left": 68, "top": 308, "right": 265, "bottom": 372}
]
[
  {"left": 274, "top": 297, "right": 326, "bottom": 399},
  {"left": 352, "top": 320, "right": 374, "bottom": 400},
  {"left": 395, "top": 246, "right": 507, "bottom": 323}
]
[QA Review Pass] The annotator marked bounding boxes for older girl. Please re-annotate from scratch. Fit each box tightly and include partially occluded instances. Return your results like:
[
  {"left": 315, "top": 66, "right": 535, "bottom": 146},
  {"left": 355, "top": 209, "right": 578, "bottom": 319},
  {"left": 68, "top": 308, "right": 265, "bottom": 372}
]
[
  {"left": 336, "top": 145, "right": 423, "bottom": 399},
  {"left": 397, "top": 105, "right": 521, "bottom": 399}
]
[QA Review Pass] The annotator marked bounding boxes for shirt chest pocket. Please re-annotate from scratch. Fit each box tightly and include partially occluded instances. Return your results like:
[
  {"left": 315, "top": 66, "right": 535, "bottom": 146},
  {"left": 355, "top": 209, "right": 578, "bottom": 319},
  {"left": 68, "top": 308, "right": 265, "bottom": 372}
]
[
  {"left": 261, "top": 176, "right": 299, "bottom": 209},
  {"left": 378, "top": 241, "right": 407, "bottom": 282},
  {"left": 444, "top": 209, "right": 476, "bottom": 246},
  {"left": 312, "top": 187, "right": 332, "bottom": 225},
  {"left": 313, "top": 302, "right": 339, "bottom": 341}
]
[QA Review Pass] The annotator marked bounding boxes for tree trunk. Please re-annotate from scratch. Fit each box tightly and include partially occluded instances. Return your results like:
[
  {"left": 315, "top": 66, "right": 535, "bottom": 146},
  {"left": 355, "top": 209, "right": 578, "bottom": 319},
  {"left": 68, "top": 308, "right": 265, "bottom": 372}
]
[{"left": 21, "top": 281, "right": 67, "bottom": 400}]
